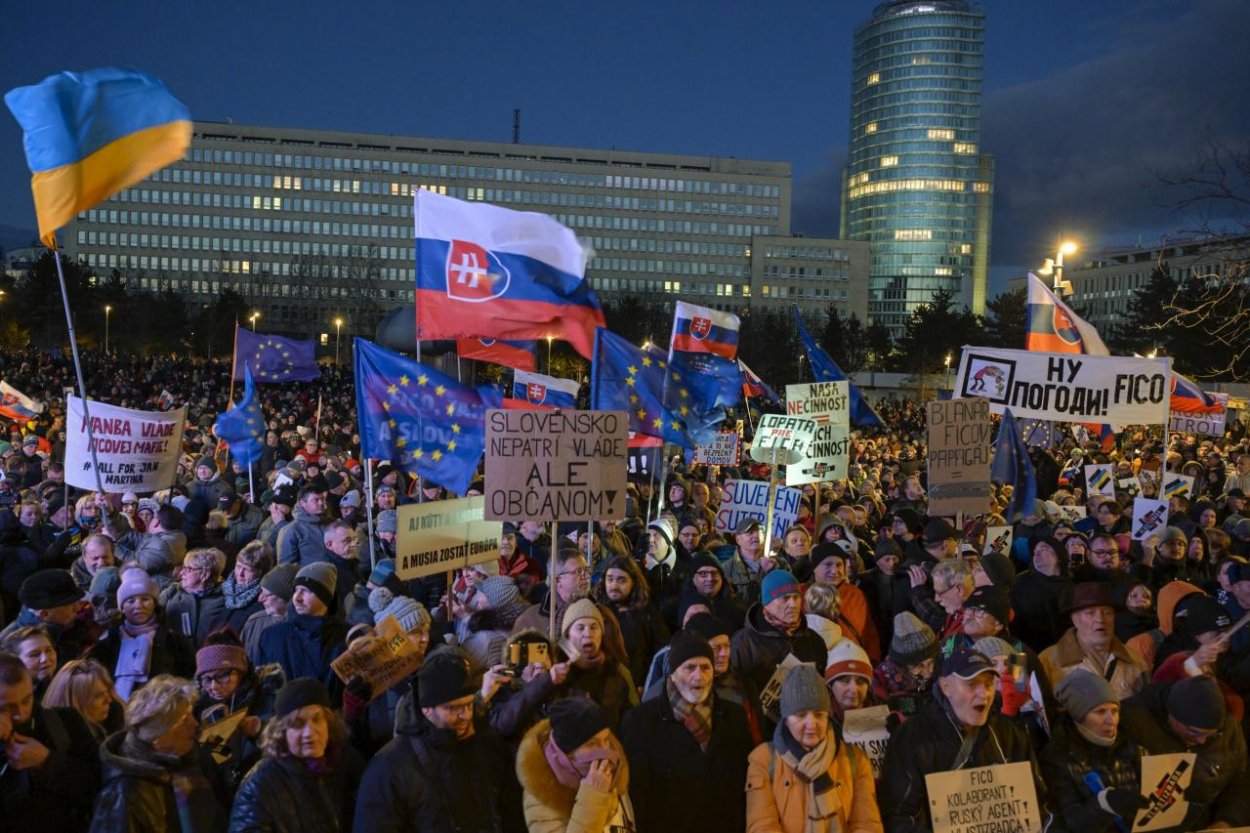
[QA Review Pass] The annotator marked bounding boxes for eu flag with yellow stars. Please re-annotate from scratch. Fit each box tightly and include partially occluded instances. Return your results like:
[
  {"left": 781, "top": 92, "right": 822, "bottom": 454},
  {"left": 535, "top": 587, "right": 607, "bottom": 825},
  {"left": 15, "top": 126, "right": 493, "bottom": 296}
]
[
  {"left": 234, "top": 327, "right": 321, "bottom": 383},
  {"left": 354, "top": 337, "right": 492, "bottom": 495},
  {"left": 590, "top": 328, "right": 693, "bottom": 449},
  {"left": 656, "top": 348, "right": 731, "bottom": 447},
  {"left": 213, "top": 364, "right": 265, "bottom": 467}
]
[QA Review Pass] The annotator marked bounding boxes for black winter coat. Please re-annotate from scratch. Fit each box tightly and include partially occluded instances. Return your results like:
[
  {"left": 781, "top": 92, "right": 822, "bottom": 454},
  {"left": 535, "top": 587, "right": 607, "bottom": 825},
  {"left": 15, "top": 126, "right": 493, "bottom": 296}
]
[
  {"left": 228, "top": 745, "right": 364, "bottom": 833},
  {"left": 729, "top": 602, "right": 827, "bottom": 725},
  {"left": 252, "top": 611, "right": 347, "bottom": 702},
  {"left": 1009, "top": 568, "right": 1071, "bottom": 653},
  {"left": 605, "top": 600, "right": 669, "bottom": 692},
  {"left": 620, "top": 688, "right": 752, "bottom": 833},
  {"left": 89, "top": 621, "right": 197, "bottom": 688},
  {"left": 88, "top": 732, "right": 230, "bottom": 833},
  {"left": 1038, "top": 716, "right": 1143, "bottom": 833},
  {"left": 0, "top": 704, "right": 100, "bottom": 833}
]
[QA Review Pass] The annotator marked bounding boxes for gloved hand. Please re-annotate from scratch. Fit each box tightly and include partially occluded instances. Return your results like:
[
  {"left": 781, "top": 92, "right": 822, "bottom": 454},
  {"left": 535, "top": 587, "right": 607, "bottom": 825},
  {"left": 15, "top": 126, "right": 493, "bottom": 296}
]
[
  {"left": 1102, "top": 788, "right": 1148, "bottom": 819},
  {"left": 345, "top": 674, "right": 373, "bottom": 703}
]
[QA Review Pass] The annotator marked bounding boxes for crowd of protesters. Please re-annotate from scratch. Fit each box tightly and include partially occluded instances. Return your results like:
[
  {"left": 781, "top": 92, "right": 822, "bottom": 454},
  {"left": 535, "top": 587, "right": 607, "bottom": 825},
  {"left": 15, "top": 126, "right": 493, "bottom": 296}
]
[{"left": 1, "top": 344, "right": 1250, "bottom": 832}]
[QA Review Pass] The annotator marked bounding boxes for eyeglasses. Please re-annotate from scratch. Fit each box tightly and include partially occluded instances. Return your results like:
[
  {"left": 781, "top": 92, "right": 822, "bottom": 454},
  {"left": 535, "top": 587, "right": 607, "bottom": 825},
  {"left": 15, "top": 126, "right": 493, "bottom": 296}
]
[
  {"left": 199, "top": 670, "right": 238, "bottom": 685},
  {"left": 559, "top": 568, "right": 590, "bottom": 579},
  {"left": 694, "top": 570, "right": 720, "bottom": 579},
  {"left": 934, "top": 584, "right": 959, "bottom": 597}
]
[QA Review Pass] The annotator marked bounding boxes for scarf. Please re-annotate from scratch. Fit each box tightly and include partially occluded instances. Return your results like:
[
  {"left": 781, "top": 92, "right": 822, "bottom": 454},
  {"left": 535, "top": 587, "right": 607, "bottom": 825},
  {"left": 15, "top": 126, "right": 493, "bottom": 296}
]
[
  {"left": 667, "top": 679, "right": 712, "bottom": 750},
  {"left": 1074, "top": 721, "right": 1116, "bottom": 748},
  {"left": 762, "top": 604, "right": 799, "bottom": 635},
  {"left": 773, "top": 722, "right": 842, "bottom": 833},
  {"left": 114, "top": 628, "right": 156, "bottom": 701},
  {"left": 542, "top": 735, "right": 622, "bottom": 790},
  {"left": 221, "top": 575, "right": 263, "bottom": 610}
]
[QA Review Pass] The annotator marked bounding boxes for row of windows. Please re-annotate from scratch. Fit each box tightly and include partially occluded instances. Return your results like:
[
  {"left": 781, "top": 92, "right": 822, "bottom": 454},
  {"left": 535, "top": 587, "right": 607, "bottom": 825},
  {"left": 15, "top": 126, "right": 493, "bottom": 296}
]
[
  {"left": 762, "top": 265, "right": 852, "bottom": 279},
  {"left": 761, "top": 285, "right": 851, "bottom": 300},
  {"left": 760, "top": 245, "right": 854, "bottom": 261}
]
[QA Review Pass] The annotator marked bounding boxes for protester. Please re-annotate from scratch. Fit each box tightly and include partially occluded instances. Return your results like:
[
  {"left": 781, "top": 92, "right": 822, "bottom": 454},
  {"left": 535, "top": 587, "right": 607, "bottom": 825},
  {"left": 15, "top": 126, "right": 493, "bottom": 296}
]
[
  {"left": 1039, "top": 582, "right": 1149, "bottom": 699},
  {"left": 252, "top": 562, "right": 348, "bottom": 699},
  {"left": 91, "top": 566, "right": 196, "bottom": 700},
  {"left": 160, "top": 547, "right": 228, "bottom": 645}
]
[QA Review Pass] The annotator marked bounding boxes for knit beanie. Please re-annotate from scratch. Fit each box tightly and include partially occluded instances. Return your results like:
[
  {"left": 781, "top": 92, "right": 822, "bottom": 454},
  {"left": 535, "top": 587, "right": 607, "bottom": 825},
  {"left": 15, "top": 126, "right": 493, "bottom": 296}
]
[
  {"left": 824, "top": 638, "right": 872, "bottom": 682},
  {"left": 196, "top": 454, "right": 216, "bottom": 472},
  {"left": 368, "top": 587, "right": 429, "bottom": 634},
  {"left": 667, "top": 630, "right": 714, "bottom": 671},
  {"left": 117, "top": 568, "right": 160, "bottom": 607},
  {"left": 376, "top": 509, "right": 398, "bottom": 534},
  {"left": 780, "top": 663, "right": 830, "bottom": 720},
  {"left": 274, "top": 678, "right": 331, "bottom": 719},
  {"left": 478, "top": 576, "right": 524, "bottom": 617},
  {"left": 195, "top": 644, "right": 248, "bottom": 679},
  {"left": 548, "top": 696, "right": 611, "bottom": 754},
  {"left": 1055, "top": 668, "right": 1116, "bottom": 721},
  {"left": 963, "top": 586, "right": 1012, "bottom": 625},
  {"left": 261, "top": 563, "right": 299, "bottom": 602},
  {"left": 890, "top": 611, "right": 938, "bottom": 667},
  {"left": 561, "top": 598, "right": 604, "bottom": 639},
  {"left": 89, "top": 566, "right": 122, "bottom": 600},
  {"left": 1166, "top": 676, "right": 1226, "bottom": 730},
  {"left": 684, "top": 612, "right": 732, "bottom": 641},
  {"left": 979, "top": 551, "right": 1017, "bottom": 588},
  {"left": 295, "top": 562, "right": 337, "bottom": 608},
  {"left": 417, "top": 650, "right": 475, "bottom": 707},
  {"left": 648, "top": 515, "right": 676, "bottom": 559},
  {"left": 760, "top": 570, "right": 801, "bottom": 607},
  {"left": 971, "top": 636, "right": 1016, "bottom": 662}
]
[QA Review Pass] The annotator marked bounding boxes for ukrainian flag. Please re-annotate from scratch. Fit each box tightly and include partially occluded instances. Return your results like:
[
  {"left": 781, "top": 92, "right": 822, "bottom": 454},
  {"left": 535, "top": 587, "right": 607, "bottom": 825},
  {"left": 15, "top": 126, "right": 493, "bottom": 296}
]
[{"left": 5, "top": 68, "right": 191, "bottom": 247}]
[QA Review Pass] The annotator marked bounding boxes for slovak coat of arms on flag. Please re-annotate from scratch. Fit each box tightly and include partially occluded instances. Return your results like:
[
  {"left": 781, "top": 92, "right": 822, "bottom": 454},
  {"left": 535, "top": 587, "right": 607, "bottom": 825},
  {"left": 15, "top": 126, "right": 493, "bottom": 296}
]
[
  {"left": 526, "top": 383, "right": 547, "bottom": 405},
  {"left": 446, "top": 240, "right": 510, "bottom": 302},
  {"left": 690, "top": 316, "right": 712, "bottom": 340}
]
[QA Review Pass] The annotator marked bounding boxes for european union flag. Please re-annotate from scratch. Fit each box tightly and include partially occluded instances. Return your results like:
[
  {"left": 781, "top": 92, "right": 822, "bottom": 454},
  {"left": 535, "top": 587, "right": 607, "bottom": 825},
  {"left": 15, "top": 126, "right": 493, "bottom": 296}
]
[
  {"left": 792, "top": 305, "right": 883, "bottom": 428},
  {"left": 234, "top": 328, "right": 321, "bottom": 383},
  {"left": 991, "top": 408, "right": 1038, "bottom": 523},
  {"left": 213, "top": 364, "right": 265, "bottom": 467},
  {"left": 354, "top": 337, "right": 490, "bottom": 495},
  {"left": 652, "top": 348, "right": 732, "bottom": 447},
  {"left": 590, "top": 329, "right": 693, "bottom": 449}
]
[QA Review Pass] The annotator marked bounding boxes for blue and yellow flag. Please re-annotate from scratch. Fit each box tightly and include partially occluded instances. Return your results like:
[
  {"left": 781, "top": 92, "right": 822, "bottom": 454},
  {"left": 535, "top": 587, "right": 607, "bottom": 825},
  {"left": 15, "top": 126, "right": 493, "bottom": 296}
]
[
  {"left": 354, "top": 337, "right": 493, "bottom": 495},
  {"left": 5, "top": 68, "right": 191, "bottom": 247},
  {"left": 590, "top": 328, "right": 693, "bottom": 449},
  {"left": 213, "top": 364, "right": 265, "bottom": 467}
]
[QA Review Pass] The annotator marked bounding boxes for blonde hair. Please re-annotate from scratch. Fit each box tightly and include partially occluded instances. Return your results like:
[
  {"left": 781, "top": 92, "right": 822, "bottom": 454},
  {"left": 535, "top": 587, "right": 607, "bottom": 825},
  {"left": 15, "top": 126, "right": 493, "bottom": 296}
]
[
  {"left": 43, "top": 659, "right": 122, "bottom": 719},
  {"left": 185, "top": 547, "right": 225, "bottom": 580},
  {"left": 206, "top": 510, "right": 229, "bottom": 532},
  {"left": 804, "top": 583, "right": 840, "bottom": 621},
  {"left": 125, "top": 675, "right": 196, "bottom": 741},
  {"left": 259, "top": 704, "right": 348, "bottom": 759}
]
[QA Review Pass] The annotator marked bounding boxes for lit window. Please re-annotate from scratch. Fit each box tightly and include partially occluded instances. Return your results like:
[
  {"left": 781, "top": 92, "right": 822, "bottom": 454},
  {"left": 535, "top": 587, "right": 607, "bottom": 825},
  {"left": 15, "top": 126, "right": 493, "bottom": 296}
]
[
  {"left": 973, "top": 182, "right": 991, "bottom": 193},
  {"left": 880, "top": 156, "right": 899, "bottom": 167},
  {"left": 935, "top": 267, "right": 953, "bottom": 276},
  {"left": 928, "top": 129, "right": 955, "bottom": 141},
  {"left": 867, "top": 72, "right": 880, "bottom": 85},
  {"left": 865, "top": 122, "right": 877, "bottom": 134},
  {"left": 960, "top": 244, "right": 973, "bottom": 254},
  {"left": 954, "top": 142, "right": 977, "bottom": 154},
  {"left": 894, "top": 229, "right": 932, "bottom": 241}
]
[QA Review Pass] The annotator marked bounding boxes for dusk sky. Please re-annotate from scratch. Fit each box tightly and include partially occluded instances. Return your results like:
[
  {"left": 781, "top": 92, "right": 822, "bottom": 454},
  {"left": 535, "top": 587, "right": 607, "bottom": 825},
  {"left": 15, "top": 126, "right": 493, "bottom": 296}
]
[{"left": 3, "top": 0, "right": 1247, "bottom": 295}]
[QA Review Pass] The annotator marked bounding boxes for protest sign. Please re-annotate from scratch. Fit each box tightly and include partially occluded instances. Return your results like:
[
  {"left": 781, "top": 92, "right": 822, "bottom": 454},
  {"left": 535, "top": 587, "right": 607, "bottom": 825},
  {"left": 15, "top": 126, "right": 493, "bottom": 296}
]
[
  {"left": 784, "top": 381, "right": 850, "bottom": 485},
  {"left": 1059, "top": 505, "right": 1087, "bottom": 522},
  {"left": 1118, "top": 476, "right": 1142, "bottom": 498},
  {"left": 1163, "top": 473, "right": 1194, "bottom": 500},
  {"left": 395, "top": 496, "right": 501, "bottom": 580},
  {"left": 983, "top": 525, "right": 1013, "bottom": 557},
  {"left": 199, "top": 710, "right": 249, "bottom": 764},
  {"left": 331, "top": 615, "right": 425, "bottom": 697},
  {"left": 926, "top": 398, "right": 992, "bottom": 516},
  {"left": 1170, "top": 392, "right": 1228, "bottom": 437},
  {"left": 925, "top": 761, "right": 1041, "bottom": 833},
  {"left": 695, "top": 432, "right": 741, "bottom": 466},
  {"left": 65, "top": 396, "right": 186, "bottom": 493},
  {"left": 955, "top": 347, "right": 1171, "bottom": 425},
  {"left": 750, "top": 413, "right": 817, "bottom": 465},
  {"left": 758, "top": 654, "right": 804, "bottom": 722},
  {"left": 627, "top": 435, "right": 662, "bottom": 483},
  {"left": 1134, "top": 753, "right": 1195, "bottom": 832},
  {"left": 1084, "top": 464, "right": 1115, "bottom": 498},
  {"left": 484, "top": 409, "right": 628, "bottom": 521},
  {"left": 1132, "top": 497, "right": 1169, "bottom": 541},
  {"left": 714, "top": 478, "right": 801, "bottom": 542},
  {"left": 842, "top": 705, "right": 890, "bottom": 779}
]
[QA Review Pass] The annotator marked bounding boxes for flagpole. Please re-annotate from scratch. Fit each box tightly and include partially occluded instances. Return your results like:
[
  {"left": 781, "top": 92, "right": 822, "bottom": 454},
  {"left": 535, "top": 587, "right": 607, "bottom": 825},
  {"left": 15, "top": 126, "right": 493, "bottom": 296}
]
[
  {"left": 654, "top": 311, "right": 682, "bottom": 520},
  {"left": 364, "top": 459, "right": 376, "bottom": 571},
  {"left": 761, "top": 446, "right": 781, "bottom": 558},
  {"left": 51, "top": 249, "right": 105, "bottom": 493},
  {"left": 228, "top": 321, "right": 239, "bottom": 410}
]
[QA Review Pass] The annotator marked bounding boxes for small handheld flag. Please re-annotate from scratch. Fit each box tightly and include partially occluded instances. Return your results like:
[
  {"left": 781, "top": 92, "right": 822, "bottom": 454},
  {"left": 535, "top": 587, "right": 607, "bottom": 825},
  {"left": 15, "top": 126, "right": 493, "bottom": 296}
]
[{"left": 213, "top": 365, "right": 265, "bottom": 467}]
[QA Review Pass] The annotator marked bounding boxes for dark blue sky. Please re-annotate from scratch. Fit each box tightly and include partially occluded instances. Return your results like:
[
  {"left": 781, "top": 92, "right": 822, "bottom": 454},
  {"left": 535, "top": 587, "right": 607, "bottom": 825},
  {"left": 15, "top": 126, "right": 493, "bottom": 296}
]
[{"left": 3, "top": 0, "right": 1247, "bottom": 295}]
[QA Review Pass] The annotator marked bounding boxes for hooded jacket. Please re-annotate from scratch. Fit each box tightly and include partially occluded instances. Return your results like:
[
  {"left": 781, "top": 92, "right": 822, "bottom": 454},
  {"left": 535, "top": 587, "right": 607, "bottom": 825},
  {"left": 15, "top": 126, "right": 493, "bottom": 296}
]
[
  {"left": 1124, "top": 580, "right": 1203, "bottom": 671},
  {"left": 276, "top": 506, "right": 324, "bottom": 567},
  {"left": 515, "top": 718, "right": 634, "bottom": 833},
  {"left": 730, "top": 602, "right": 828, "bottom": 721},
  {"left": 89, "top": 732, "right": 230, "bottom": 833}
]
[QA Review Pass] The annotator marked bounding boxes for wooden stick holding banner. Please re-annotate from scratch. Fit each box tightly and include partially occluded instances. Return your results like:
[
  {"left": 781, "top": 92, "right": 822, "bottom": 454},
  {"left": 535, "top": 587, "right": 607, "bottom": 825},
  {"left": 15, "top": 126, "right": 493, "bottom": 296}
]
[
  {"left": 52, "top": 254, "right": 105, "bottom": 493},
  {"left": 761, "top": 445, "right": 781, "bottom": 557},
  {"left": 364, "top": 459, "right": 376, "bottom": 572},
  {"left": 549, "top": 518, "right": 558, "bottom": 643}
]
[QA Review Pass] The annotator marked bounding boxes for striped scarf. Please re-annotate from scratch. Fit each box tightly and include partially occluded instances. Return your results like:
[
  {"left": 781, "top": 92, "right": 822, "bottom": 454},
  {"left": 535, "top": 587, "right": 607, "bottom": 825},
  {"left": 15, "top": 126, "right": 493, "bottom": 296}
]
[{"left": 667, "top": 679, "right": 712, "bottom": 750}]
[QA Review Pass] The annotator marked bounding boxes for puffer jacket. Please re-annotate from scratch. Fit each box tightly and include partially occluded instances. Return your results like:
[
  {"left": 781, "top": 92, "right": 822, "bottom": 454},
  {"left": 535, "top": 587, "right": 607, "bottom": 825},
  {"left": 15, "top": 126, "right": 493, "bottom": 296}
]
[
  {"left": 225, "top": 503, "right": 264, "bottom": 548},
  {"left": 1038, "top": 716, "right": 1143, "bottom": 833},
  {"left": 89, "top": 732, "right": 230, "bottom": 833},
  {"left": 516, "top": 719, "right": 635, "bottom": 833},
  {"left": 1118, "top": 681, "right": 1250, "bottom": 831},
  {"left": 1125, "top": 580, "right": 1203, "bottom": 671},
  {"left": 746, "top": 728, "right": 883, "bottom": 833},
  {"left": 878, "top": 687, "right": 1054, "bottom": 833},
  {"left": 275, "top": 506, "right": 324, "bottom": 566},
  {"left": 160, "top": 582, "right": 228, "bottom": 645},
  {"left": 229, "top": 744, "right": 365, "bottom": 833}
]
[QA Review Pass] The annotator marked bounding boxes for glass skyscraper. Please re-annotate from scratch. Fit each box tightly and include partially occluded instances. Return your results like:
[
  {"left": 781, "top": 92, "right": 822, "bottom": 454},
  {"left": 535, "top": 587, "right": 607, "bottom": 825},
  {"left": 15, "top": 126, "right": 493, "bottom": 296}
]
[{"left": 840, "top": 0, "right": 993, "bottom": 337}]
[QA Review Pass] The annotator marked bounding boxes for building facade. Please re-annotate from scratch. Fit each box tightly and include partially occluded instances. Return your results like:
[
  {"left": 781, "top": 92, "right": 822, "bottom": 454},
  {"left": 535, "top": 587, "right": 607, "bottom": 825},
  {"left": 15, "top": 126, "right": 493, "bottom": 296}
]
[
  {"left": 58, "top": 121, "right": 864, "bottom": 342},
  {"left": 748, "top": 236, "right": 869, "bottom": 321},
  {"left": 841, "top": 0, "right": 993, "bottom": 338}
]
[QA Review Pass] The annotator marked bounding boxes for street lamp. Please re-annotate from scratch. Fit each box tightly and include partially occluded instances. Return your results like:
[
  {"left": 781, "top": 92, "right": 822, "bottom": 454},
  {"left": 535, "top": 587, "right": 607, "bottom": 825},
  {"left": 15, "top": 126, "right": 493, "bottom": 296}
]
[
  {"left": 249, "top": 311, "right": 260, "bottom": 330},
  {"left": 1042, "top": 240, "right": 1078, "bottom": 296},
  {"left": 334, "top": 317, "right": 343, "bottom": 364},
  {"left": 546, "top": 335, "right": 554, "bottom": 373},
  {"left": 104, "top": 305, "right": 112, "bottom": 354}
]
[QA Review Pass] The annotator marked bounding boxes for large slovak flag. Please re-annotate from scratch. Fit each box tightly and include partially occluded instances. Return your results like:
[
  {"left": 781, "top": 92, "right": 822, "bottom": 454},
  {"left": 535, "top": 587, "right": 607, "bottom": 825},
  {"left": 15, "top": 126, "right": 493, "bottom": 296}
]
[
  {"left": 1170, "top": 371, "right": 1226, "bottom": 415},
  {"left": 1026, "top": 273, "right": 1109, "bottom": 355},
  {"left": 414, "top": 191, "right": 605, "bottom": 359},
  {"left": 509, "top": 370, "right": 579, "bottom": 410},
  {"left": 671, "top": 301, "right": 739, "bottom": 360}
]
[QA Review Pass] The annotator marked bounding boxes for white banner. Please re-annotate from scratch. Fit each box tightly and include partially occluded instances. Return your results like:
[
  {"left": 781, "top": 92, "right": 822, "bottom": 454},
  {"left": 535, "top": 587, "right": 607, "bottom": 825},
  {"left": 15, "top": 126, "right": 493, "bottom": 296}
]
[
  {"left": 714, "top": 478, "right": 802, "bottom": 542},
  {"left": 65, "top": 397, "right": 186, "bottom": 493},
  {"left": 955, "top": 347, "right": 1171, "bottom": 425},
  {"left": 784, "top": 381, "right": 850, "bottom": 486},
  {"left": 694, "top": 432, "right": 741, "bottom": 466}
]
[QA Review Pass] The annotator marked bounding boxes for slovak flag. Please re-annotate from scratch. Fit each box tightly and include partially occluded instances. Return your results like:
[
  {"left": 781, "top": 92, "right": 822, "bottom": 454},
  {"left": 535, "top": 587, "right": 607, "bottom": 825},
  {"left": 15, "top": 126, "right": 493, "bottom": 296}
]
[
  {"left": 456, "top": 338, "right": 538, "bottom": 372},
  {"left": 671, "top": 301, "right": 739, "bottom": 360},
  {"left": 0, "top": 381, "right": 44, "bottom": 421},
  {"left": 414, "top": 191, "right": 605, "bottom": 359},
  {"left": 1170, "top": 371, "right": 1225, "bottom": 415},
  {"left": 1026, "top": 273, "right": 1109, "bottom": 355},
  {"left": 508, "top": 369, "right": 579, "bottom": 410}
]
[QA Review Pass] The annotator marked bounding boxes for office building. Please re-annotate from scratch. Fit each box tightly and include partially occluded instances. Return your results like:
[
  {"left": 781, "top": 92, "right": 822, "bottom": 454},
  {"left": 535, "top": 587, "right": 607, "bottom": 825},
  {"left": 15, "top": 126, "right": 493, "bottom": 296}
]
[{"left": 841, "top": 0, "right": 994, "bottom": 337}]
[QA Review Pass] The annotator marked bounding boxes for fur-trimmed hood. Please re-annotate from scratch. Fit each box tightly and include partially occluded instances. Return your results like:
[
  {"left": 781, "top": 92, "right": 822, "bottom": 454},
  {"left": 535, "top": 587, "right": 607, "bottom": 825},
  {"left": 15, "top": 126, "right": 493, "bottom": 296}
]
[{"left": 515, "top": 717, "right": 630, "bottom": 817}]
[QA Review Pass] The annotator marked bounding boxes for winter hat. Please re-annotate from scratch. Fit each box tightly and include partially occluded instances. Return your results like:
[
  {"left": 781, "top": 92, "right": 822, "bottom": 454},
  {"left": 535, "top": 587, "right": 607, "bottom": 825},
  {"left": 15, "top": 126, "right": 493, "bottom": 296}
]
[
  {"left": 684, "top": 612, "right": 732, "bottom": 641},
  {"left": 369, "top": 558, "right": 397, "bottom": 587},
  {"left": 561, "top": 598, "right": 604, "bottom": 639},
  {"left": 271, "top": 485, "right": 297, "bottom": 507},
  {"left": 195, "top": 454, "right": 216, "bottom": 472},
  {"left": 340, "top": 490, "right": 362, "bottom": 510},
  {"left": 812, "top": 541, "right": 851, "bottom": 572},
  {"left": 979, "top": 552, "right": 1017, "bottom": 588},
  {"left": 368, "top": 587, "right": 430, "bottom": 633},
  {"left": 648, "top": 515, "right": 677, "bottom": 553},
  {"left": 275, "top": 678, "right": 332, "bottom": 719},
  {"left": 760, "top": 570, "right": 801, "bottom": 607},
  {"left": 1184, "top": 596, "right": 1232, "bottom": 637},
  {"left": 1166, "top": 676, "right": 1226, "bottom": 730},
  {"left": 893, "top": 508, "right": 924, "bottom": 535},
  {"left": 873, "top": 537, "right": 902, "bottom": 560},
  {"left": 89, "top": 566, "right": 122, "bottom": 600},
  {"left": 548, "top": 696, "right": 611, "bottom": 754},
  {"left": 195, "top": 644, "right": 247, "bottom": 679},
  {"left": 294, "top": 562, "right": 337, "bottom": 608},
  {"left": 825, "top": 639, "right": 872, "bottom": 683},
  {"left": 668, "top": 630, "right": 714, "bottom": 671},
  {"left": 780, "top": 663, "right": 830, "bottom": 720},
  {"left": 116, "top": 568, "right": 160, "bottom": 607},
  {"left": 376, "top": 509, "right": 398, "bottom": 534},
  {"left": 18, "top": 569, "right": 84, "bottom": 610},
  {"left": 963, "top": 586, "right": 1012, "bottom": 626},
  {"left": 261, "top": 563, "right": 299, "bottom": 602},
  {"left": 971, "top": 636, "right": 1016, "bottom": 662},
  {"left": 1055, "top": 668, "right": 1116, "bottom": 721},
  {"left": 478, "top": 576, "right": 524, "bottom": 616},
  {"left": 923, "top": 518, "right": 958, "bottom": 545},
  {"left": 138, "top": 497, "right": 160, "bottom": 515},
  {"left": 417, "top": 649, "right": 476, "bottom": 707},
  {"left": 890, "top": 612, "right": 938, "bottom": 667}
]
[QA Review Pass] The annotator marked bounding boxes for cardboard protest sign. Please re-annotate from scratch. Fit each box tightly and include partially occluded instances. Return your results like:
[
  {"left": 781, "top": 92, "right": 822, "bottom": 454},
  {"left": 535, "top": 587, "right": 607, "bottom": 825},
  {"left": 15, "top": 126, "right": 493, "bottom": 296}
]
[
  {"left": 695, "top": 432, "right": 741, "bottom": 466},
  {"left": 926, "top": 398, "right": 992, "bottom": 516},
  {"left": 1134, "top": 753, "right": 1195, "bottom": 832},
  {"left": 750, "top": 413, "right": 817, "bottom": 465},
  {"left": 1118, "top": 476, "right": 1142, "bottom": 498},
  {"left": 983, "top": 525, "right": 1013, "bottom": 557},
  {"left": 395, "top": 496, "right": 501, "bottom": 581},
  {"left": 1170, "top": 391, "right": 1228, "bottom": 437},
  {"left": 1059, "top": 505, "right": 1087, "bottom": 522},
  {"left": 784, "top": 381, "right": 850, "bottom": 486},
  {"left": 627, "top": 435, "right": 662, "bottom": 484},
  {"left": 842, "top": 705, "right": 890, "bottom": 779},
  {"left": 199, "top": 710, "right": 249, "bottom": 764},
  {"left": 925, "top": 761, "right": 1041, "bottom": 833},
  {"left": 65, "top": 396, "right": 186, "bottom": 493},
  {"left": 484, "top": 409, "right": 628, "bottom": 521},
  {"left": 1084, "top": 464, "right": 1116, "bottom": 498},
  {"left": 331, "top": 615, "right": 424, "bottom": 697},
  {"left": 1162, "top": 474, "right": 1194, "bottom": 500},
  {"left": 715, "top": 478, "right": 801, "bottom": 542},
  {"left": 758, "top": 654, "right": 804, "bottom": 722},
  {"left": 955, "top": 347, "right": 1171, "bottom": 425},
  {"left": 1131, "top": 497, "right": 1169, "bottom": 541}
]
